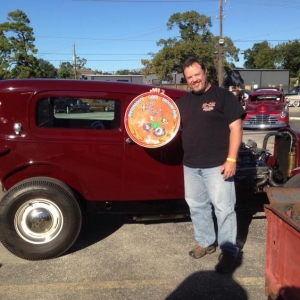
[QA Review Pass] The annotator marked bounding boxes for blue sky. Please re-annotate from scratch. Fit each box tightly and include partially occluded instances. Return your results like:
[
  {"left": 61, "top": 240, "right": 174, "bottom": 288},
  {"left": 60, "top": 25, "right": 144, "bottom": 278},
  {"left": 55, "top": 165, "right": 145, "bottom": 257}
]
[{"left": 1, "top": 0, "right": 300, "bottom": 73}]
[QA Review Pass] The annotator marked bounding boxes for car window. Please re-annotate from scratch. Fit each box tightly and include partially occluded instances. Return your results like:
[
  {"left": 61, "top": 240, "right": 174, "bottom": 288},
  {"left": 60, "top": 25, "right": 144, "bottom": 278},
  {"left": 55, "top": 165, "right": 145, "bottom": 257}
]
[
  {"left": 36, "top": 97, "right": 121, "bottom": 130},
  {"left": 250, "top": 95, "right": 281, "bottom": 102}
]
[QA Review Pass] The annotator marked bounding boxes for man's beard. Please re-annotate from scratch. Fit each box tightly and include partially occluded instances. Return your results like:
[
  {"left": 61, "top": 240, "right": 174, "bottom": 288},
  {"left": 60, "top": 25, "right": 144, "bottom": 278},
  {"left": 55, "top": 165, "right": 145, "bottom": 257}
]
[{"left": 191, "top": 80, "right": 208, "bottom": 94}]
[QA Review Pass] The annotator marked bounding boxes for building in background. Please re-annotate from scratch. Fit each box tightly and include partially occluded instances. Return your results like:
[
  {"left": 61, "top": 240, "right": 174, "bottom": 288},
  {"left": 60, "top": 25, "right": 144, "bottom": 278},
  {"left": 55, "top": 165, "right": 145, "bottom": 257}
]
[
  {"left": 226, "top": 69, "right": 290, "bottom": 92},
  {"left": 79, "top": 69, "right": 291, "bottom": 92}
]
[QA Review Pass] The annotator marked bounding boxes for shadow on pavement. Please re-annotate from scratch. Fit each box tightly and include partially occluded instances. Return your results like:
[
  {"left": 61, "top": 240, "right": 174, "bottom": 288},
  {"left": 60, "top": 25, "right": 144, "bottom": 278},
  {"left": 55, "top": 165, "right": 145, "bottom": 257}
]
[
  {"left": 68, "top": 193, "right": 268, "bottom": 256},
  {"left": 67, "top": 213, "right": 126, "bottom": 254},
  {"left": 166, "top": 270, "right": 248, "bottom": 300},
  {"left": 236, "top": 191, "right": 269, "bottom": 213},
  {"left": 236, "top": 212, "right": 256, "bottom": 250},
  {"left": 236, "top": 191, "right": 268, "bottom": 250}
]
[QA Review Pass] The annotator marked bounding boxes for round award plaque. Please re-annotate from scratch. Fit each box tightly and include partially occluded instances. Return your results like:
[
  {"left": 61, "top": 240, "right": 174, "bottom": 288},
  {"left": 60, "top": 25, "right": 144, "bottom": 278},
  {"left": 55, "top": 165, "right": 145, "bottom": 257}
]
[{"left": 124, "top": 92, "right": 181, "bottom": 148}]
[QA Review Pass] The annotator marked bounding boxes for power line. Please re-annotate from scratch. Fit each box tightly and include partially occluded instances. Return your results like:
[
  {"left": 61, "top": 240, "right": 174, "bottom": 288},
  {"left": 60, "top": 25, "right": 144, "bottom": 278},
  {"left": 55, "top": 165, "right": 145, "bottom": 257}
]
[
  {"left": 47, "top": 59, "right": 144, "bottom": 62},
  {"left": 75, "top": 0, "right": 224, "bottom": 1},
  {"left": 35, "top": 34, "right": 300, "bottom": 43},
  {"left": 37, "top": 53, "right": 149, "bottom": 55},
  {"left": 35, "top": 38, "right": 299, "bottom": 54}
]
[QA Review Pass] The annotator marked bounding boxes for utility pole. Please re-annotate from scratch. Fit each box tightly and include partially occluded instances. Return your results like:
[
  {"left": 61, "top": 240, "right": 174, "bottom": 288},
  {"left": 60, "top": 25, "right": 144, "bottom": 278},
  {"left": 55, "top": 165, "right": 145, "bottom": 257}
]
[
  {"left": 218, "top": 0, "right": 224, "bottom": 87},
  {"left": 73, "top": 43, "right": 77, "bottom": 79}
]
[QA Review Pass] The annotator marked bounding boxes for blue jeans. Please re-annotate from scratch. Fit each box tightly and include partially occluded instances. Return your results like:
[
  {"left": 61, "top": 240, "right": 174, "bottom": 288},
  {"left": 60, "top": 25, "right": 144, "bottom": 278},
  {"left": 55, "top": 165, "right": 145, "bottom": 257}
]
[{"left": 184, "top": 165, "right": 239, "bottom": 256}]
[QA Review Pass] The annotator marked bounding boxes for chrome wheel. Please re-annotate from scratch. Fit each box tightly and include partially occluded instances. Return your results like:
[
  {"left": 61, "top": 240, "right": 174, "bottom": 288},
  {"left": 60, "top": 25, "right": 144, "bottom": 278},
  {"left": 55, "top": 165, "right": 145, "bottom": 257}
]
[
  {"left": 293, "top": 101, "right": 300, "bottom": 107},
  {"left": 14, "top": 199, "right": 63, "bottom": 244},
  {"left": 0, "top": 177, "right": 82, "bottom": 260}
]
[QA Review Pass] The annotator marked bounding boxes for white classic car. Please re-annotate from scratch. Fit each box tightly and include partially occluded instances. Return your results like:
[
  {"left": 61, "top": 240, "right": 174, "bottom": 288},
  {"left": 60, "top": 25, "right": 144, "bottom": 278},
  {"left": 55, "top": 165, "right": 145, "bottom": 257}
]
[{"left": 285, "top": 92, "right": 300, "bottom": 107}]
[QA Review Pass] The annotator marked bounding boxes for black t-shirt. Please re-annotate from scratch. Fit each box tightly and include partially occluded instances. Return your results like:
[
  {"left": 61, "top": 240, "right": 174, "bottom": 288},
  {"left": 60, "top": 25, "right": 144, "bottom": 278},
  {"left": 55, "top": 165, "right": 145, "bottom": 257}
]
[{"left": 176, "top": 85, "right": 246, "bottom": 168}]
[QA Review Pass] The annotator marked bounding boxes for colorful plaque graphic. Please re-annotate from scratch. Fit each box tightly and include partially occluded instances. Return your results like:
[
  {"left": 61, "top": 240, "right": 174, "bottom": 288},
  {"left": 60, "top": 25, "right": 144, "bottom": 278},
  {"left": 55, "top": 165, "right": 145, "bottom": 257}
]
[{"left": 124, "top": 92, "right": 181, "bottom": 148}]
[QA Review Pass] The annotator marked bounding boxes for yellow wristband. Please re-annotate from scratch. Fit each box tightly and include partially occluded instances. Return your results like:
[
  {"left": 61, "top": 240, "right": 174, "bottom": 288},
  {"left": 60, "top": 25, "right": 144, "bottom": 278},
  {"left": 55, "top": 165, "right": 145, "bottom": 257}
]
[{"left": 227, "top": 158, "right": 237, "bottom": 163}]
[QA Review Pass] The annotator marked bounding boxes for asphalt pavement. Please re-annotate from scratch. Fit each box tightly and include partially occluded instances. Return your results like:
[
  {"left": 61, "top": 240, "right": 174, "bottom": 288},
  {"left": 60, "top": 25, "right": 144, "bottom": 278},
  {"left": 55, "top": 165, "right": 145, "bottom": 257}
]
[{"left": 0, "top": 194, "right": 269, "bottom": 300}]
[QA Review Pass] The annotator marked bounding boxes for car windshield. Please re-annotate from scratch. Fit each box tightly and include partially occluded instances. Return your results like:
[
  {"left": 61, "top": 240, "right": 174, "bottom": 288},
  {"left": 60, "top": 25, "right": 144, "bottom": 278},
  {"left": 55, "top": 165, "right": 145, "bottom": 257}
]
[{"left": 250, "top": 95, "right": 281, "bottom": 102}]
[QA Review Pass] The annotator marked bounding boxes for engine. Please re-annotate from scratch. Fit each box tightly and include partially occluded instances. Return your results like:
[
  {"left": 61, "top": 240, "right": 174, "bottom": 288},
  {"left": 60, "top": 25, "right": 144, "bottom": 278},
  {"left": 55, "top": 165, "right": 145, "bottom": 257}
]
[{"left": 235, "top": 130, "right": 298, "bottom": 193}]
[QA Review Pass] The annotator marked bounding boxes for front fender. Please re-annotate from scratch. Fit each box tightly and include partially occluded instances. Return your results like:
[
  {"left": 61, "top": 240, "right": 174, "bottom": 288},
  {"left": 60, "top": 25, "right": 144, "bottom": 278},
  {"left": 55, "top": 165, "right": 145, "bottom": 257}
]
[{"left": 1, "top": 163, "right": 88, "bottom": 199}]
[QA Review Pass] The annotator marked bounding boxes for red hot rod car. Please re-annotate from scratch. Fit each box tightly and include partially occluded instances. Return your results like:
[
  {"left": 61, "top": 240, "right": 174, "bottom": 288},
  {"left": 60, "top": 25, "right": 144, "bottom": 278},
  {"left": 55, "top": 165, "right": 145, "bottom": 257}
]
[
  {"left": 0, "top": 79, "right": 299, "bottom": 260},
  {"left": 242, "top": 90, "right": 289, "bottom": 129}
]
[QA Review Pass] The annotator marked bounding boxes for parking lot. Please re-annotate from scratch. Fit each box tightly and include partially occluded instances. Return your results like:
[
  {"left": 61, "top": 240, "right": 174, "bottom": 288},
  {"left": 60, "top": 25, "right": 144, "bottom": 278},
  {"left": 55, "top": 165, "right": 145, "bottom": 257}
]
[
  {"left": 0, "top": 110, "right": 299, "bottom": 300},
  {"left": 0, "top": 207, "right": 268, "bottom": 300}
]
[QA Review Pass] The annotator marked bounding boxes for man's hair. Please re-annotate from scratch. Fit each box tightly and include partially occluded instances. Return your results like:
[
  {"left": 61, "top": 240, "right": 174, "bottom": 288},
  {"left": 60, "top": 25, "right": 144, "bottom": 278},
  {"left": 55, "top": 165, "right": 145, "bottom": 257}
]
[{"left": 182, "top": 57, "right": 206, "bottom": 72}]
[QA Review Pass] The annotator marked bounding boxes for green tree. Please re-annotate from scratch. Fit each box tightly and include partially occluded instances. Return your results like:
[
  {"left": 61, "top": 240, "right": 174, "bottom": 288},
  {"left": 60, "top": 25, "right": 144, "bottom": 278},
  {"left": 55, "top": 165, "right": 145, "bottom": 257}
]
[
  {"left": 57, "top": 62, "right": 74, "bottom": 79},
  {"left": 141, "top": 10, "right": 239, "bottom": 85},
  {"left": 274, "top": 40, "right": 300, "bottom": 77},
  {"left": 243, "top": 41, "right": 275, "bottom": 69},
  {"left": 0, "top": 31, "right": 11, "bottom": 78},
  {"left": 36, "top": 59, "right": 57, "bottom": 78},
  {"left": 115, "top": 69, "right": 141, "bottom": 75},
  {"left": 75, "top": 57, "right": 87, "bottom": 70},
  {"left": 74, "top": 56, "right": 87, "bottom": 78},
  {"left": 73, "top": 56, "right": 87, "bottom": 74},
  {"left": 58, "top": 56, "right": 87, "bottom": 79},
  {"left": 94, "top": 69, "right": 112, "bottom": 75},
  {"left": 0, "top": 10, "right": 38, "bottom": 78}
]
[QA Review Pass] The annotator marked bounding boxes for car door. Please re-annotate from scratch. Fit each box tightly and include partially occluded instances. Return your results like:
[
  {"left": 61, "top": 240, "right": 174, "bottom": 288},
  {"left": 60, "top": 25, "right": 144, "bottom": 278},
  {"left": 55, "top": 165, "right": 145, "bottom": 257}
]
[
  {"left": 31, "top": 89, "right": 184, "bottom": 202},
  {"left": 122, "top": 94, "right": 185, "bottom": 201},
  {"left": 31, "top": 90, "right": 125, "bottom": 201}
]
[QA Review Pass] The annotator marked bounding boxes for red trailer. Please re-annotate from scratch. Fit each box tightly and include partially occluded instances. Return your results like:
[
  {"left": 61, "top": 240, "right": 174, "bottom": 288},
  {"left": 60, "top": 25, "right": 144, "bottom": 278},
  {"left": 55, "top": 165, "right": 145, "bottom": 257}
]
[{"left": 264, "top": 187, "right": 300, "bottom": 300}]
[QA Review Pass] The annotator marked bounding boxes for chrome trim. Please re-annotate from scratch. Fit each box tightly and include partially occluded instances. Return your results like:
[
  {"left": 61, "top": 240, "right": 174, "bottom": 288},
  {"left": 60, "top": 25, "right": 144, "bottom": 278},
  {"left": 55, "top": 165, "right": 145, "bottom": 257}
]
[{"left": 243, "top": 122, "right": 287, "bottom": 129}]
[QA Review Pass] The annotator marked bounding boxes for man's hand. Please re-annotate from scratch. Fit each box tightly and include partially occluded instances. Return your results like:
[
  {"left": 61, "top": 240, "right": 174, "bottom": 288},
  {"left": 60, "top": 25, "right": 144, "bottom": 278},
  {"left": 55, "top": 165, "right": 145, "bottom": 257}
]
[
  {"left": 220, "top": 118, "right": 242, "bottom": 179},
  {"left": 150, "top": 88, "right": 165, "bottom": 94},
  {"left": 220, "top": 161, "right": 236, "bottom": 179}
]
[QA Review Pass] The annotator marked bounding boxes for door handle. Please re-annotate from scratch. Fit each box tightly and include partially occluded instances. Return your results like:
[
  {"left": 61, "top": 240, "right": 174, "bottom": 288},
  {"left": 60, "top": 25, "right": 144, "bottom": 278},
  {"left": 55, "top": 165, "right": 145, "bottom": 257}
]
[{"left": 126, "top": 137, "right": 135, "bottom": 144}]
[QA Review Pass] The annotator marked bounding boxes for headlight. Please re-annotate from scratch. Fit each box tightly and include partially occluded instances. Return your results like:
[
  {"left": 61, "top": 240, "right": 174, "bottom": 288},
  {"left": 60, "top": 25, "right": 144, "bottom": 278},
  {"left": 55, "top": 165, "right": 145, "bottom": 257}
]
[{"left": 280, "top": 110, "right": 287, "bottom": 118}]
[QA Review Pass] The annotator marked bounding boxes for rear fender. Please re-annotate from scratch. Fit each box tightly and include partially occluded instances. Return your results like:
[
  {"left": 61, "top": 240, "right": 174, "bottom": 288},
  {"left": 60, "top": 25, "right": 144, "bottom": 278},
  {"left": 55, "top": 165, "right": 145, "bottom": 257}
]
[{"left": 1, "top": 163, "right": 87, "bottom": 201}]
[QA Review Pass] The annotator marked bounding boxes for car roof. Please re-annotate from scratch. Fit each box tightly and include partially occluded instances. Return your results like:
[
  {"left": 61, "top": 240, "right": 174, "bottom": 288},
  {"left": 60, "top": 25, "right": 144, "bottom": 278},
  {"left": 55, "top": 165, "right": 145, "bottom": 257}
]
[{"left": 0, "top": 79, "right": 187, "bottom": 99}]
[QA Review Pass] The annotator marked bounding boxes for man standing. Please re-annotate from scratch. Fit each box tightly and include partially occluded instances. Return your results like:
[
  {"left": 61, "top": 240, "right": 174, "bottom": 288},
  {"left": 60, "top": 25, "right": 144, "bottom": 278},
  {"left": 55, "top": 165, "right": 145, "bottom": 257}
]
[{"left": 151, "top": 57, "right": 246, "bottom": 273}]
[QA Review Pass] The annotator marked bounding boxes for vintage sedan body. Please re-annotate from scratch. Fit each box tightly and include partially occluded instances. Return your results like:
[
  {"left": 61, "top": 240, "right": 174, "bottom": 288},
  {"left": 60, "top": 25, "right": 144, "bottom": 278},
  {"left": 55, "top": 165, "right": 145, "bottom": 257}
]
[
  {"left": 285, "top": 92, "right": 300, "bottom": 107},
  {"left": 0, "top": 79, "right": 188, "bottom": 260},
  {"left": 0, "top": 79, "right": 300, "bottom": 261},
  {"left": 243, "top": 90, "right": 289, "bottom": 129}
]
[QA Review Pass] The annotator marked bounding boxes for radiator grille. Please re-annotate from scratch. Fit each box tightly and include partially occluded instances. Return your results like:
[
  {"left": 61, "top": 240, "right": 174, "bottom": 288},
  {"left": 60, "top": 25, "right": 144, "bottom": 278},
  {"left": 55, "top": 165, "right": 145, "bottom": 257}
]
[{"left": 247, "top": 115, "right": 279, "bottom": 124}]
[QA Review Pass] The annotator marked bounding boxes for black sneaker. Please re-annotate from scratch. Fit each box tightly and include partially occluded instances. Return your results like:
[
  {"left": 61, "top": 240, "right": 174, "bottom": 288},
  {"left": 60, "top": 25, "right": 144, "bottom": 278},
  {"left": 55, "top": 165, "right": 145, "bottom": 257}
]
[{"left": 215, "top": 250, "right": 237, "bottom": 274}]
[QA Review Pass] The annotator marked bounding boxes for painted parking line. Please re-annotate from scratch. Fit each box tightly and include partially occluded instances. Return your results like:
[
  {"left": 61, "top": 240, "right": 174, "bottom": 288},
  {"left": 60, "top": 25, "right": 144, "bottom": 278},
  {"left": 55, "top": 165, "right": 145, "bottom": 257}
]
[
  {"left": 290, "top": 117, "right": 300, "bottom": 120},
  {"left": 0, "top": 277, "right": 265, "bottom": 294}
]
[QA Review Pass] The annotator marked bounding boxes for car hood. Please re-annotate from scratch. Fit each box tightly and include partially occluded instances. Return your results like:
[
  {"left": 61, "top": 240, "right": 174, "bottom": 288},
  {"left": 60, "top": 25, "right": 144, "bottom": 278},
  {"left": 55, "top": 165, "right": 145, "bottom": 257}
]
[
  {"left": 286, "top": 94, "right": 300, "bottom": 99},
  {"left": 246, "top": 102, "right": 285, "bottom": 113}
]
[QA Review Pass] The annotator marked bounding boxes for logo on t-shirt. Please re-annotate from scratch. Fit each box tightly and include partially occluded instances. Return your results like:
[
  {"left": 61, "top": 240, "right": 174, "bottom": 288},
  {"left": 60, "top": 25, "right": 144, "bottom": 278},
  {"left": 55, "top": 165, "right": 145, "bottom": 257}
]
[{"left": 202, "top": 102, "right": 216, "bottom": 111}]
